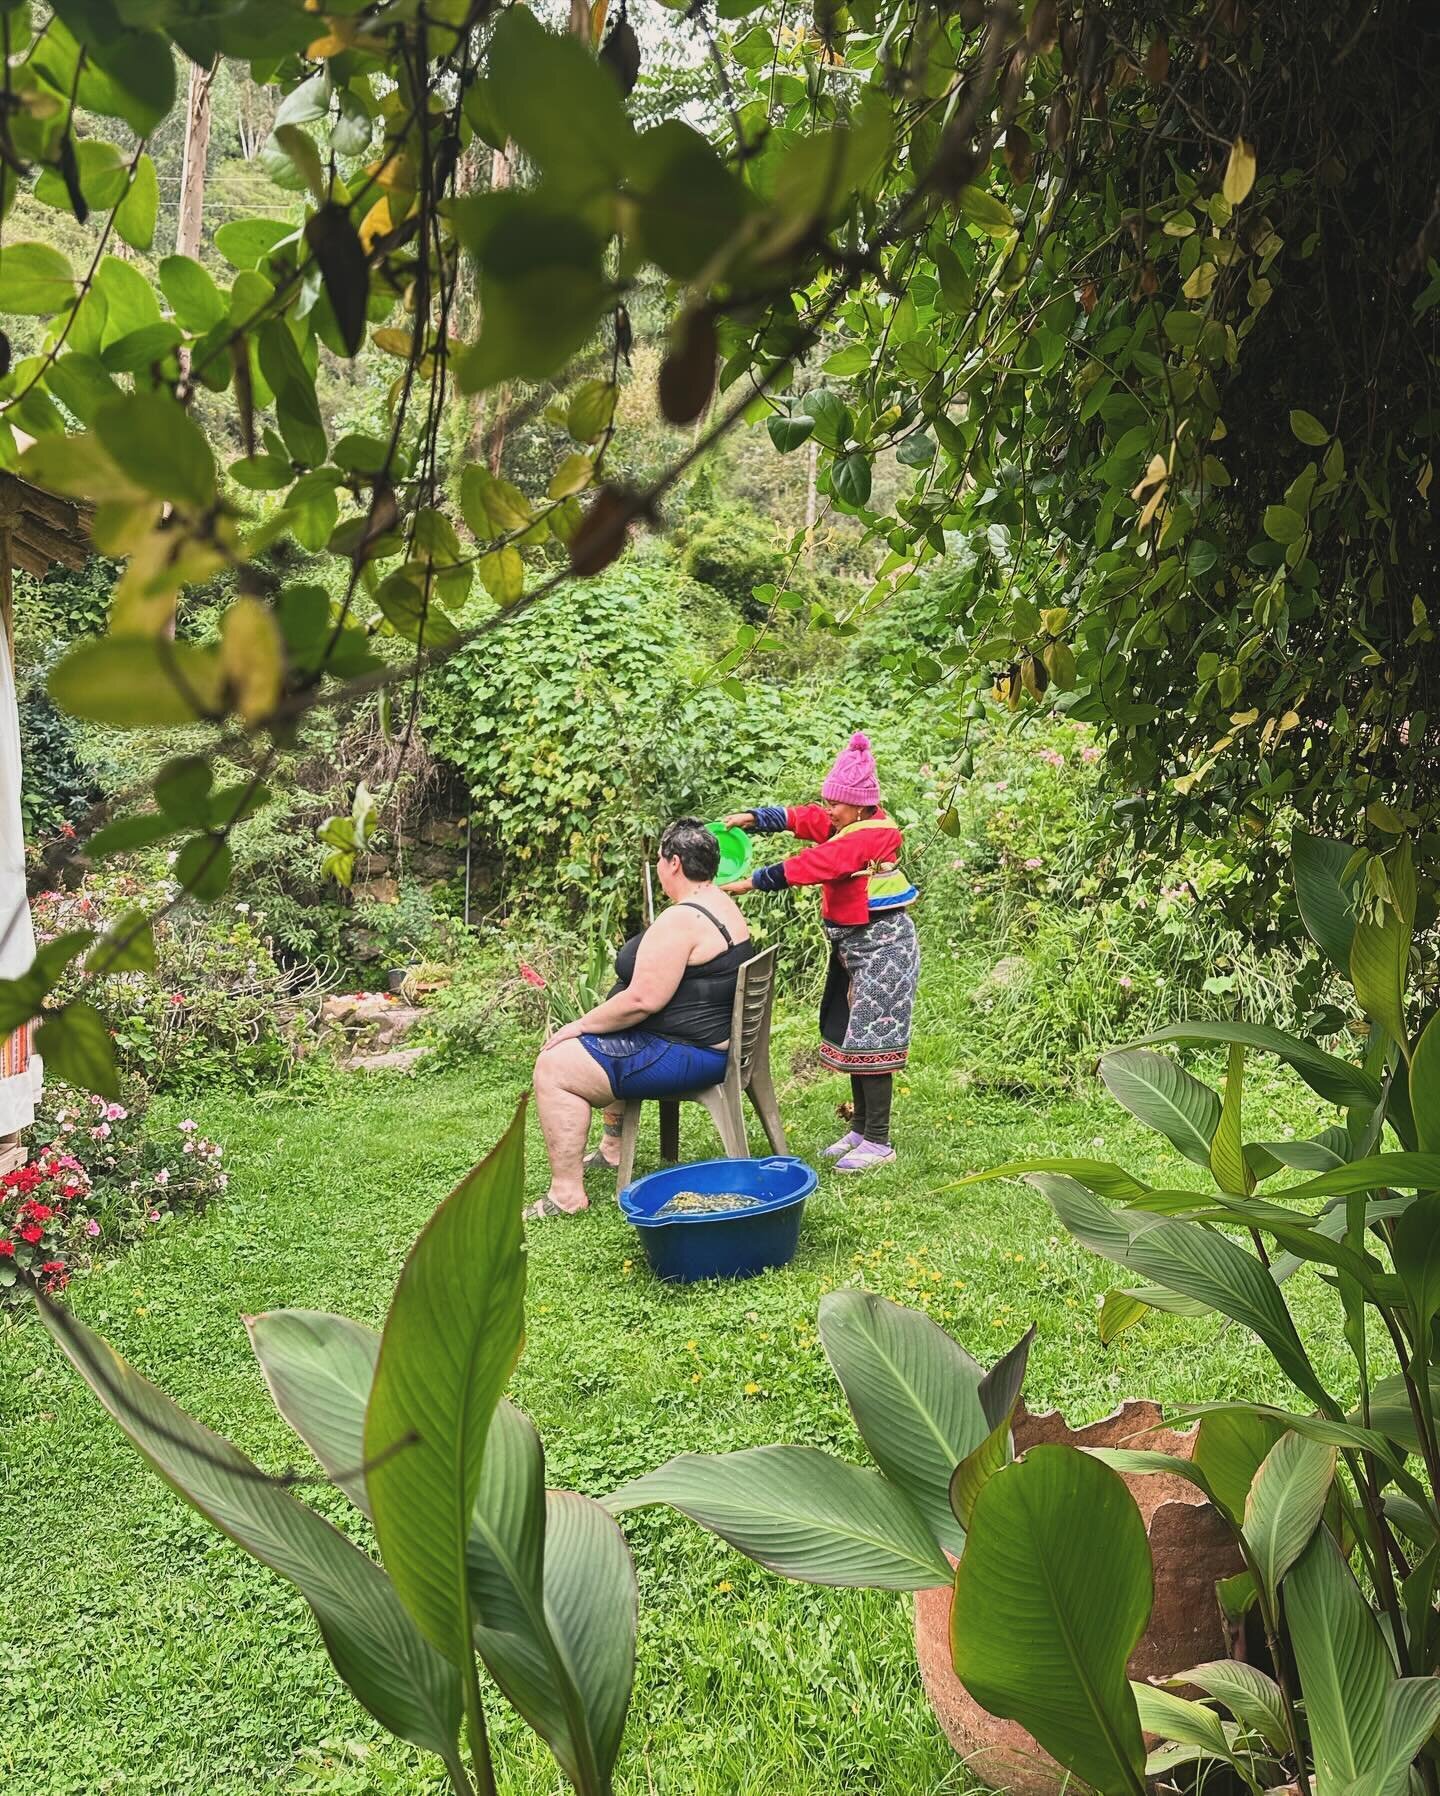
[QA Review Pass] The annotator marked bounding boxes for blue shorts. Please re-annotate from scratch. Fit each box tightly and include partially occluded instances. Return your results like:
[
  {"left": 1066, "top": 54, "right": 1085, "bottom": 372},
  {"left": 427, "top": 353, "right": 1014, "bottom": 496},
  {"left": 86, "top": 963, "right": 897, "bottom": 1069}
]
[{"left": 579, "top": 1031, "right": 728, "bottom": 1100}]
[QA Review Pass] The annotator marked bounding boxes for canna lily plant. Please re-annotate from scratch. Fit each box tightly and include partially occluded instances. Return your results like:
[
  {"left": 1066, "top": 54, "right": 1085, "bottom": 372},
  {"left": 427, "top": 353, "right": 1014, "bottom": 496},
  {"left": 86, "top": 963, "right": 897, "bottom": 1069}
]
[
  {"left": 33, "top": 1100, "right": 637, "bottom": 1796},
  {"left": 942, "top": 830, "right": 1440, "bottom": 1796}
]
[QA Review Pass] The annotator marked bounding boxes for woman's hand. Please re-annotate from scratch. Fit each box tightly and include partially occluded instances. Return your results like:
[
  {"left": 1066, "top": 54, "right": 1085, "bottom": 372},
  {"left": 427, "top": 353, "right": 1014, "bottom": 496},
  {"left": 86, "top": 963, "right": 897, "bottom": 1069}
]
[
  {"left": 722, "top": 877, "right": 755, "bottom": 895},
  {"left": 541, "top": 1020, "right": 586, "bottom": 1053},
  {"left": 723, "top": 812, "right": 755, "bottom": 830}
]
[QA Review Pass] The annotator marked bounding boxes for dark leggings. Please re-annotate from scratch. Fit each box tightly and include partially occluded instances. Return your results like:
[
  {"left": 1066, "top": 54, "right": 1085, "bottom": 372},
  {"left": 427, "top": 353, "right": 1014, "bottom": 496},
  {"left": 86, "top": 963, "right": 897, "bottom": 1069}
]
[{"left": 850, "top": 1073, "right": 894, "bottom": 1145}]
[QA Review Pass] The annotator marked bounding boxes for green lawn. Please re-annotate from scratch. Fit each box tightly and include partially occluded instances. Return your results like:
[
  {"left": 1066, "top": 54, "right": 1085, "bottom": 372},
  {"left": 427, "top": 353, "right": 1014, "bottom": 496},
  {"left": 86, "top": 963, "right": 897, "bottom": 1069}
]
[{"left": 1, "top": 994, "right": 1350, "bottom": 1796}]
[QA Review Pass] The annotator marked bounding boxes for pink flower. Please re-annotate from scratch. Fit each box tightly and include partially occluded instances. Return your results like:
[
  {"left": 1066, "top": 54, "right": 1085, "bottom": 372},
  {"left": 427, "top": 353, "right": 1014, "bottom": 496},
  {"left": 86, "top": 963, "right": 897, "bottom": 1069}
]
[
  {"left": 154, "top": 1168, "right": 170, "bottom": 1187},
  {"left": 178, "top": 1120, "right": 197, "bottom": 1134},
  {"left": 183, "top": 1141, "right": 193, "bottom": 1154},
  {"left": 85, "top": 1218, "right": 100, "bottom": 1237},
  {"left": 1119, "top": 975, "right": 1134, "bottom": 990},
  {"left": 1081, "top": 745, "right": 1101, "bottom": 764},
  {"left": 217, "top": 1173, "right": 229, "bottom": 1190},
  {"left": 1040, "top": 749, "right": 1065, "bottom": 769},
  {"left": 105, "top": 1104, "right": 128, "bottom": 1122},
  {"left": 148, "top": 1210, "right": 161, "bottom": 1223},
  {"left": 90, "top": 1123, "right": 111, "bottom": 1140},
  {"left": 1024, "top": 857, "right": 1043, "bottom": 871}
]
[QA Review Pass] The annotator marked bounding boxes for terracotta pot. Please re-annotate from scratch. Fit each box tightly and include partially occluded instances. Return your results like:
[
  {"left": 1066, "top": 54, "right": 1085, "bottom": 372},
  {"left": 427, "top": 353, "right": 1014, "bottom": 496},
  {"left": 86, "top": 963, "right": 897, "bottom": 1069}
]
[{"left": 914, "top": 1400, "right": 1244, "bottom": 1796}]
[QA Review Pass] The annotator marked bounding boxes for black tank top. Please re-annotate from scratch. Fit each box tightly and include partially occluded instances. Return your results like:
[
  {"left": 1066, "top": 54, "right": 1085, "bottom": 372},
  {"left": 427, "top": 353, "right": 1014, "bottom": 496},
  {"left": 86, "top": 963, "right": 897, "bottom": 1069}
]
[{"left": 610, "top": 902, "right": 755, "bottom": 1050}]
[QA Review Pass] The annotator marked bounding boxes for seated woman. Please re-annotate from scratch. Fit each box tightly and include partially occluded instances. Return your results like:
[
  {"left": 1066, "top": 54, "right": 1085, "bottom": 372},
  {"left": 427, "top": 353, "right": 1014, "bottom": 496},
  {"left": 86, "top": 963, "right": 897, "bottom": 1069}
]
[{"left": 527, "top": 818, "right": 753, "bottom": 1221}]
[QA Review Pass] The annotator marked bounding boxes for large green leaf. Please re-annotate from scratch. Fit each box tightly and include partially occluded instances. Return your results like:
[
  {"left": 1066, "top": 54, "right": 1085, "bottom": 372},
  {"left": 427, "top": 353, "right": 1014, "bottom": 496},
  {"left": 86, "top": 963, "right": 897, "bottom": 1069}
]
[
  {"left": 530, "top": 1493, "right": 636, "bottom": 1794},
  {"left": 1164, "top": 1661, "right": 1289, "bottom": 1755},
  {"left": 1242, "top": 1431, "right": 1337, "bottom": 1606},
  {"left": 1121, "top": 1023, "right": 1380, "bottom": 1110},
  {"left": 951, "top": 1446, "right": 1151, "bottom": 1796},
  {"left": 1129, "top": 1682, "right": 1230, "bottom": 1760},
  {"left": 1270, "top": 1155, "right": 1440, "bottom": 1203},
  {"left": 1392, "top": 1194, "right": 1440, "bottom": 1340},
  {"left": 468, "top": 1405, "right": 636, "bottom": 1795},
  {"left": 1191, "top": 1409, "right": 1286, "bottom": 1521},
  {"left": 1286, "top": 1531, "right": 1392, "bottom": 1796},
  {"left": 1350, "top": 841, "right": 1415, "bottom": 1056},
  {"left": 958, "top": 1157, "right": 1150, "bottom": 1200},
  {"left": 1292, "top": 831, "right": 1357, "bottom": 975},
  {"left": 1249, "top": 1128, "right": 1353, "bottom": 1175},
  {"left": 817, "top": 1288, "right": 989, "bottom": 1555},
  {"left": 1340, "top": 1678, "right": 1440, "bottom": 1796},
  {"left": 248, "top": 1310, "right": 379, "bottom": 1516},
  {"left": 949, "top": 1327, "right": 1035, "bottom": 1531},
  {"left": 605, "top": 1445, "right": 951, "bottom": 1589},
  {"left": 1119, "top": 1215, "right": 1331, "bottom": 1409},
  {"left": 1098, "top": 1050, "right": 1220, "bottom": 1168},
  {"left": 365, "top": 1101, "right": 528, "bottom": 1664},
  {"left": 38, "top": 1295, "right": 462, "bottom": 1765},
  {"left": 1210, "top": 1044, "right": 1254, "bottom": 1196},
  {"left": 1411, "top": 1015, "right": 1440, "bottom": 1154}
]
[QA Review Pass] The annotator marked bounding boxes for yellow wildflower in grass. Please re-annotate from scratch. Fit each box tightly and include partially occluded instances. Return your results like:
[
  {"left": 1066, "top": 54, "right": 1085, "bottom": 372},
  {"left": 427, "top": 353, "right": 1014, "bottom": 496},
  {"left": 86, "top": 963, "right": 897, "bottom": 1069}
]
[
  {"left": 744, "top": 1381, "right": 761, "bottom": 1396},
  {"left": 716, "top": 1581, "right": 733, "bottom": 1594},
  {"left": 685, "top": 1339, "right": 698, "bottom": 1352},
  {"left": 691, "top": 1371, "right": 702, "bottom": 1384}
]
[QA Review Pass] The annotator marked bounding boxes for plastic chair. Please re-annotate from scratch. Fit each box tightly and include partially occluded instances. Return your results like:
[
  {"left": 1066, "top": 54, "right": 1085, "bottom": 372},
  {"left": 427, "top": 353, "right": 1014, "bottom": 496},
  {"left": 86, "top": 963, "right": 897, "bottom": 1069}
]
[{"left": 614, "top": 945, "right": 787, "bottom": 1188}]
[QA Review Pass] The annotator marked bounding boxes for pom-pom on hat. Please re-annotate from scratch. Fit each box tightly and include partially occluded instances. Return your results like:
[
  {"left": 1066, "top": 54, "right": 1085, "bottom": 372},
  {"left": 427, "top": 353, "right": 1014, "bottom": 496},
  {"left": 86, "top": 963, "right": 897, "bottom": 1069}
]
[{"left": 821, "top": 732, "right": 881, "bottom": 807}]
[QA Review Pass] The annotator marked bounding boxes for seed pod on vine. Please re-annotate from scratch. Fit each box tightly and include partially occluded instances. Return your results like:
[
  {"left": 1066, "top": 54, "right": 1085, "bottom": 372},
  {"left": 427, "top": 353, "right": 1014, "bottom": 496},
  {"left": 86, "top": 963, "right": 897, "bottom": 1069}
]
[
  {"left": 599, "top": 18, "right": 641, "bottom": 96},
  {"left": 658, "top": 309, "right": 718, "bottom": 426}
]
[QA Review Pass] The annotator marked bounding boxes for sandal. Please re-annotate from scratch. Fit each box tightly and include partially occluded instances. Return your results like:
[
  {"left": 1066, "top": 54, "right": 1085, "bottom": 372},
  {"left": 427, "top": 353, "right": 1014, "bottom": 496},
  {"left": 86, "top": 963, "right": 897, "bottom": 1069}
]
[
  {"left": 583, "top": 1148, "right": 620, "bottom": 1174},
  {"left": 523, "top": 1195, "right": 589, "bottom": 1222}
]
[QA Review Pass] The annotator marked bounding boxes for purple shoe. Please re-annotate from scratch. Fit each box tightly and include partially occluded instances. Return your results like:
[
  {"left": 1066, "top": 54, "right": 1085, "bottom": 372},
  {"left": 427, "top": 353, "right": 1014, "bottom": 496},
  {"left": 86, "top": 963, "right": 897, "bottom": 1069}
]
[
  {"left": 823, "top": 1130, "right": 863, "bottom": 1158},
  {"left": 834, "top": 1140, "right": 897, "bottom": 1173}
]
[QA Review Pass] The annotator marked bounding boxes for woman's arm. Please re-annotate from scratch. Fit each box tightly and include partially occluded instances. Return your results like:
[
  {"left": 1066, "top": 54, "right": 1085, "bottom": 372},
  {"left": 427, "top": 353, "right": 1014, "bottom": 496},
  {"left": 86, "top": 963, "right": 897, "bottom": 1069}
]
[
  {"left": 542, "top": 912, "right": 692, "bottom": 1047},
  {"left": 724, "top": 807, "right": 792, "bottom": 834}
]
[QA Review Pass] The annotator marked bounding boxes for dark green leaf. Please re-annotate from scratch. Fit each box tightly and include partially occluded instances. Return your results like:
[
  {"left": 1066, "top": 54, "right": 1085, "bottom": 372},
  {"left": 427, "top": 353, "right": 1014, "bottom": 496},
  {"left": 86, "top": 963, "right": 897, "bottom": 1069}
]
[
  {"left": 174, "top": 835, "right": 234, "bottom": 902},
  {"left": 817, "top": 1288, "right": 988, "bottom": 1556},
  {"left": 364, "top": 1101, "right": 528, "bottom": 1661},
  {"left": 951, "top": 1446, "right": 1150, "bottom": 1796},
  {"left": 35, "top": 1001, "right": 119, "bottom": 1098},
  {"left": 305, "top": 205, "right": 369, "bottom": 358},
  {"left": 607, "top": 1445, "right": 952, "bottom": 1589}
]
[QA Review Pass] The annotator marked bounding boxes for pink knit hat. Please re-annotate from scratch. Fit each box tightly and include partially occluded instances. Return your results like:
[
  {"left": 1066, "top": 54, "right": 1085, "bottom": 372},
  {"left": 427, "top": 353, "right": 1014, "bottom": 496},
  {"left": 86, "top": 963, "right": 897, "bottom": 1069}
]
[{"left": 822, "top": 732, "right": 881, "bottom": 806}]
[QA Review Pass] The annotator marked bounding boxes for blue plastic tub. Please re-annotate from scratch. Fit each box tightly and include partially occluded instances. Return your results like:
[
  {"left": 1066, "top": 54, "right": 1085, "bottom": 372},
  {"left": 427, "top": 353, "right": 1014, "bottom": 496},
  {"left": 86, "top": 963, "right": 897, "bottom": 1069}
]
[{"left": 619, "top": 1156, "right": 817, "bottom": 1283}]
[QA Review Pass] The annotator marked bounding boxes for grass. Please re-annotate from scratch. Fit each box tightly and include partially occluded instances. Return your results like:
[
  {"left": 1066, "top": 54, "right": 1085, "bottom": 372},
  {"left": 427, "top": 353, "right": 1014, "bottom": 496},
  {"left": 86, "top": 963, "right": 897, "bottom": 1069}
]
[{"left": 0, "top": 979, "right": 1354, "bottom": 1796}]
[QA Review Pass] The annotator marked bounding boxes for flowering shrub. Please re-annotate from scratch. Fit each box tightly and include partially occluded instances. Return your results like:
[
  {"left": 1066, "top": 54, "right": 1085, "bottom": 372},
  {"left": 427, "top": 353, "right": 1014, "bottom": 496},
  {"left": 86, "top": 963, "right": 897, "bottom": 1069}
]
[
  {"left": 0, "top": 1085, "right": 229, "bottom": 1307},
  {"left": 31, "top": 872, "right": 303, "bottom": 1094},
  {"left": 0, "top": 1149, "right": 89, "bottom": 1297}
]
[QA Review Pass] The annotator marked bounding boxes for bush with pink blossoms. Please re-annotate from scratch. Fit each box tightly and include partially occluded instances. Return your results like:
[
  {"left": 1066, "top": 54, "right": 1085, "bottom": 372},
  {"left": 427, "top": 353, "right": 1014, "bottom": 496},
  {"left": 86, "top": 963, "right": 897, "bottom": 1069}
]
[{"left": 2, "top": 1081, "right": 230, "bottom": 1305}]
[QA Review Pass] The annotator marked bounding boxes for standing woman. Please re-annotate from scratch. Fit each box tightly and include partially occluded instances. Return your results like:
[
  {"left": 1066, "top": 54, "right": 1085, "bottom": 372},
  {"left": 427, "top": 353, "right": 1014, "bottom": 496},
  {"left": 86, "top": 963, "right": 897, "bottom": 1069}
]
[{"left": 723, "top": 732, "right": 919, "bottom": 1171}]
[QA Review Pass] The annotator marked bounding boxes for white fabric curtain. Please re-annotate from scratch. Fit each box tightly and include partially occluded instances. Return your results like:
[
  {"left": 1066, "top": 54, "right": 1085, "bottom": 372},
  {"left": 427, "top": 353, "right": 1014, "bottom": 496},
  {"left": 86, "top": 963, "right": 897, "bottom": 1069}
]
[{"left": 0, "top": 628, "right": 42, "bottom": 1133}]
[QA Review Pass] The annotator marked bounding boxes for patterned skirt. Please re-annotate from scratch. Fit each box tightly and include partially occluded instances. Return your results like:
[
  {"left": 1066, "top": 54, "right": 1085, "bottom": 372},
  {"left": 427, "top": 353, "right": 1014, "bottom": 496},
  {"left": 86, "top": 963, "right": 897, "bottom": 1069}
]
[{"left": 818, "top": 910, "right": 920, "bottom": 1075}]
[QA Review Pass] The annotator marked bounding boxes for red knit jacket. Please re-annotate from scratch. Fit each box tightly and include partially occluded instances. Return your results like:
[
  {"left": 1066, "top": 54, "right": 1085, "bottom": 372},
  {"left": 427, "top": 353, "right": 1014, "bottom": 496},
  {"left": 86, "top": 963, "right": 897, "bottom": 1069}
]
[{"left": 773, "top": 806, "right": 904, "bottom": 926}]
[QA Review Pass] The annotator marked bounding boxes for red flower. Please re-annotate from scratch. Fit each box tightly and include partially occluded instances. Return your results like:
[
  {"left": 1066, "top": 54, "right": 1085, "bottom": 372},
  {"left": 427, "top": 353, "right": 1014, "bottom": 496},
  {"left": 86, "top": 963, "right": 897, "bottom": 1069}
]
[
  {"left": 20, "top": 1224, "right": 43, "bottom": 1244},
  {"left": 0, "top": 1239, "right": 12, "bottom": 1256},
  {"left": 41, "top": 1259, "right": 65, "bottom": 1273},
  {"left": 519, "top": 962, "right": 547, "bottom": 989},
  {"left": 60, "top": 822, "right": 77, "bottom": 839}
]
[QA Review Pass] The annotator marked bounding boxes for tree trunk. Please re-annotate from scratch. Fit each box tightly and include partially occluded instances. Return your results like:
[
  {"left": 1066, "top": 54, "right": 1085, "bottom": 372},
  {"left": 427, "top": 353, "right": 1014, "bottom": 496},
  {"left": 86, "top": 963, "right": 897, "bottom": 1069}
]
[{"left": 175, "top": 58, "right": 218, "bottom": 261}]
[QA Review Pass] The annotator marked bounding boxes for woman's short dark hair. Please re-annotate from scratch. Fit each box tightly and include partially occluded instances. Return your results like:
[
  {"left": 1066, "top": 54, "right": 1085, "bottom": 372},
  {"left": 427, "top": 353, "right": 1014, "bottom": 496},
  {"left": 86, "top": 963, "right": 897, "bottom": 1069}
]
[{"left": 659, "top": 817, "right": 720, "bottom": 881}]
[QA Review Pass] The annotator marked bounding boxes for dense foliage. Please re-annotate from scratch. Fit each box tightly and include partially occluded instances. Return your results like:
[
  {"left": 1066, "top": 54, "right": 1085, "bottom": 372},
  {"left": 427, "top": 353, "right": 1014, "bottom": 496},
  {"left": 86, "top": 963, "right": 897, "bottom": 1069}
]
[{"left": 3, "top": 0, "right": 1435, "bottom": 1091}]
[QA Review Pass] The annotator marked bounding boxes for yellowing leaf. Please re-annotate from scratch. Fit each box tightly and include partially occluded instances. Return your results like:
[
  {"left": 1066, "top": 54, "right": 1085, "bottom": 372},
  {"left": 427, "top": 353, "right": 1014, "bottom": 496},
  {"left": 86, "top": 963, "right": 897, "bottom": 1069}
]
[
  {"left": 1223, "top": 138, "right": 1257, "bottom": 207},
  {"left": 359, "top": 198, "right": 393, "bottom": 252},
  {"left": 221, "top": 597, "right": 285, "bottom": 724},
  {"left": 1131, "top": 453, "right": 1167, "bottom": 500},
  {"left": 1418, "top": 460, "right": 1433, "bottom": 501},
  {"left": 1182, "top": 262, "right": 1217, "bottom": 300},
  {"left": 548, "top": 453, "right": 594, "bottom": 500},
  {"left": 478, "top": 546, "right": 525, "bottom": 604},
  {"left": 372, "top": 327, "right": 414, "bottom": 357}
]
